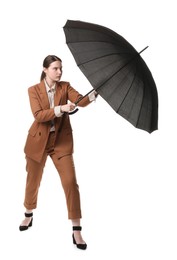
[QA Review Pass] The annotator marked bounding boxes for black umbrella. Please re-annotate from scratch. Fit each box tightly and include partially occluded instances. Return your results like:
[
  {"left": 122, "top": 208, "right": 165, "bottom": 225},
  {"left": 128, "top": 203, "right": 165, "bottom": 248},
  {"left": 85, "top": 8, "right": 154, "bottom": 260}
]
[{"left": 63, "top": 20, "right": 158, "bottom": 133}]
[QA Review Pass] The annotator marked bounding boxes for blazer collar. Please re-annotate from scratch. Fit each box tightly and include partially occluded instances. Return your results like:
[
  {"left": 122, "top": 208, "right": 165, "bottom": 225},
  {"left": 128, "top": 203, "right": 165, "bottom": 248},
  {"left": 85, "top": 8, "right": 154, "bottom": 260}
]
[
  {"left": 44, "top": 79, "right": 56, "bottom": 93},
  {"left": 38, "top": 80, "right": 62, "bottom": 108}
]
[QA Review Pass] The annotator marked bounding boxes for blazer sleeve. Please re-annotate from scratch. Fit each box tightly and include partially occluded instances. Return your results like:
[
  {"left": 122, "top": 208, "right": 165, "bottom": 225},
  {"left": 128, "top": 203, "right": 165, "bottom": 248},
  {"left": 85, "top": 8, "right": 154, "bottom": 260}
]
[
  {"left": 28, "top": 86, "right": 55, "bottom": 122},
  {"left": 67, "top": 83, "right": 91, "bottom": 107}
]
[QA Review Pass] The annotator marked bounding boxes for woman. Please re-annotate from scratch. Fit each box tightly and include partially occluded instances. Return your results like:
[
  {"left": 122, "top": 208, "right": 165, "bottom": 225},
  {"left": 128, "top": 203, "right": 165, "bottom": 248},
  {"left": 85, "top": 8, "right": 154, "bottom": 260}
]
[{"left": 19, "top": 55, "right": 97, "bottom": 250}]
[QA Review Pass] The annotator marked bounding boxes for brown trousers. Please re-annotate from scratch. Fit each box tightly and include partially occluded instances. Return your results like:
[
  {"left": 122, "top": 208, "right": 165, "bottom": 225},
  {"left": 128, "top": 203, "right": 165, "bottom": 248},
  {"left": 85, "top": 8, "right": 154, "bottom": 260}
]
[{"left": 24, "top": 132, "right": 82, "bottom": 219}]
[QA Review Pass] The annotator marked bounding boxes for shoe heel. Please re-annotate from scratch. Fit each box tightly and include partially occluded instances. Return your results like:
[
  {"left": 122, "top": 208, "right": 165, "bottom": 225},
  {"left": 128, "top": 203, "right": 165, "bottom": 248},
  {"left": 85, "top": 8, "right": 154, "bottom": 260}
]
[
  {"left": 72, "top": 234, "right": 76, "bottom": 244},
  {"left": 29, "top": 218, "right": 33, "bottom": 227}
]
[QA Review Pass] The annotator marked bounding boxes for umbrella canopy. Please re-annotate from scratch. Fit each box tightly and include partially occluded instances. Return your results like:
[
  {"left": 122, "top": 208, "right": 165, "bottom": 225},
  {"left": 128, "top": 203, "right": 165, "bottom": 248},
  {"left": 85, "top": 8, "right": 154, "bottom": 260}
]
[{"left": 63, "top": 20, "right": 158, "bottom": 133}]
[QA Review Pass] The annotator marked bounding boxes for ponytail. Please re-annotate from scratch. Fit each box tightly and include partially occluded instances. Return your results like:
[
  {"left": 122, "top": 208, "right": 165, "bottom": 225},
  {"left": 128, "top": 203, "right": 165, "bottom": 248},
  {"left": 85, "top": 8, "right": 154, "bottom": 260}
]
[{"left": 40, "top": 71, "right": 46, "bottom": 82}]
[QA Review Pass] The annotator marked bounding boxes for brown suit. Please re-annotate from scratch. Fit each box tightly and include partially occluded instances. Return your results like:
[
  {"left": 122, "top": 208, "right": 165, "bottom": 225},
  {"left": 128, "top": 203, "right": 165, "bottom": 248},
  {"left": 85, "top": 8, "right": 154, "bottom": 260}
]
[
  {"left": 23, "top": 80, "right": 92, "bottom": 219},
  {"left": 24, "top": 80, "right": 91, "bottom": 163}
]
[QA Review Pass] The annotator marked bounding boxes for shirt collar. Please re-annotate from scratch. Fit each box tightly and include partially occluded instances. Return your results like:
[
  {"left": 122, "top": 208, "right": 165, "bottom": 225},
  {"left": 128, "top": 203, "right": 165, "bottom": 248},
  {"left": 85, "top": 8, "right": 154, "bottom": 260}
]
[{"left": 44, "top": 79, "right": 56, "bottom": 93}]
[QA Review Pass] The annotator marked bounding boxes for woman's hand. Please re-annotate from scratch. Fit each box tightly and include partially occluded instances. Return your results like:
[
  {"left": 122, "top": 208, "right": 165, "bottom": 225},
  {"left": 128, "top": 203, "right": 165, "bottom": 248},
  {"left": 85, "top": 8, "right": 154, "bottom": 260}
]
[{"left": 61, "top": 103, "right": 76, "bottom": 113}]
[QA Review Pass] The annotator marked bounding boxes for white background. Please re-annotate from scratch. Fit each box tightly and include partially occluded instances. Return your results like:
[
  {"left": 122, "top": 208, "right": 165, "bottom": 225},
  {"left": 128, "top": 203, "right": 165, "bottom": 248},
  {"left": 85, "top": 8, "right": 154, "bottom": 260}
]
[{"left": 0, "top": 0, "right": 176, "bottom": 259}]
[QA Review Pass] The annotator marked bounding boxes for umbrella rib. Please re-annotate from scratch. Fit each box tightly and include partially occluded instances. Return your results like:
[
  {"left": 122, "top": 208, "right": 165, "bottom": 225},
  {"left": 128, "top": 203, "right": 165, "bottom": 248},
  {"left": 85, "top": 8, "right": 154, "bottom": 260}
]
[
  {"left": 76, "top": 46, "right": 148, "bottom": 67},
  {"left": 94, "top": 56, "right": 139, "bottom": 92},
  {"left": 135, "top": 72, "right": 147, "bottom": 129},
  {"left": 116, "top": 62, "right": 146, "bottom": 129},
  {"left": 116, "top": 69, "right": 137, "bottom": 114},
  {"left": 77, "top": 52, "right": 129, "bottom": 66},
  {"left": 89, "top": 47, "right": 148, "bottom": 92}
]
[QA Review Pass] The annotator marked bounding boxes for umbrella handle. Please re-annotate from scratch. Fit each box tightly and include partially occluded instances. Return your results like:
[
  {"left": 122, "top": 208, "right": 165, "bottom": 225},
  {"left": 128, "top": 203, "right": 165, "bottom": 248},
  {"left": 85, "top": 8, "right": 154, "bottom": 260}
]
[{"left": 68, "top": 108, "right": 79, "bottom": 115}]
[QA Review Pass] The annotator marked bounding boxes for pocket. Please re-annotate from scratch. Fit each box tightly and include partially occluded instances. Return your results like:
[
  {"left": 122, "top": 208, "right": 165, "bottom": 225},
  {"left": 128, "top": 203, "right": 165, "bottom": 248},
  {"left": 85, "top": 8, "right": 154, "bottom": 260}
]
[{"left": 28, "top": 123, "right": 39, "bottom": 137}]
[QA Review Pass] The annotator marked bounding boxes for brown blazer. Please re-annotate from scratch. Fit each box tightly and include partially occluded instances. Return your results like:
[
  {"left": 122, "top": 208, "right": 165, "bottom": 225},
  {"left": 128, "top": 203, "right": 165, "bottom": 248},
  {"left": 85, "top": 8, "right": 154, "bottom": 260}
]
[{"left": 24, "top": 80, "right": 91, "bottom": 162}]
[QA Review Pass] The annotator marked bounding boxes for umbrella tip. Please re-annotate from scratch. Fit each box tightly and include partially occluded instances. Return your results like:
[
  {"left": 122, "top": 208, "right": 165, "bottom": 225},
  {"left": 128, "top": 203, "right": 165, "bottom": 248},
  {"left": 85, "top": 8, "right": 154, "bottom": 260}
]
[{"left": 139, "top": 46, "right": 149, "bottom": 54}]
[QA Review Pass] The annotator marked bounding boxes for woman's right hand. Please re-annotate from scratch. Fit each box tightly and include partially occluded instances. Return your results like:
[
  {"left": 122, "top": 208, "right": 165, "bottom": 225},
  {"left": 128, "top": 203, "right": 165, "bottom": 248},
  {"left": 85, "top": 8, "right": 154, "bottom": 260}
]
[{"left": 60, "top": 103, "right": 76, "bottom": 113}]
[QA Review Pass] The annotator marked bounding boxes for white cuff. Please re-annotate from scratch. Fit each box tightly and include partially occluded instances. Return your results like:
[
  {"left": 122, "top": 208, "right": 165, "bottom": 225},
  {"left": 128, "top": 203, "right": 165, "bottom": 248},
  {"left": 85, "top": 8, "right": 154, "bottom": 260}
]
[
  {"left": 54, "top": 106, "right": 64, "bottom": 117},
  {"left": 88, "top": 91, "right": 96, "bottom": 101}
]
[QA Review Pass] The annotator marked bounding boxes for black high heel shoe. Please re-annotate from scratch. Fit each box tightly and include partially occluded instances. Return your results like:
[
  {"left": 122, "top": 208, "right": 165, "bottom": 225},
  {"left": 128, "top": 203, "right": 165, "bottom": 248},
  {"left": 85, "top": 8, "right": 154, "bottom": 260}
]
[
  {"left": 72, "top": 226, "right": 87, "bottom": 250},
  {"left": 19, "top": 212, "right": 33, "bottom": 231}
]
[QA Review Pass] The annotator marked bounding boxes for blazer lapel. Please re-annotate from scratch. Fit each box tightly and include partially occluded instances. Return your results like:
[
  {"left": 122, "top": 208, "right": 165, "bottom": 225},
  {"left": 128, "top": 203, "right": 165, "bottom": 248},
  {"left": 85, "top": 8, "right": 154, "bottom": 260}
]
[
  {"left": 54, "top": 82, "right": 62, "bottom": 106},
  {"left": 37, "top": 80, "right": 62, "bottom": 108},
  {"left": 38, "top": 80, "right": 50, "bottom": 109}
]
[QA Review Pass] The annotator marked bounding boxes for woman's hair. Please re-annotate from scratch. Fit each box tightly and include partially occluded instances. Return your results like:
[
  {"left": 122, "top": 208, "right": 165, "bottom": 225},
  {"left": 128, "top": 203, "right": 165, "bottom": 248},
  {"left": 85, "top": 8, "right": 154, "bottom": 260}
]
[{"left": 40, "top": 55, "right": 62, "bottom": 81}]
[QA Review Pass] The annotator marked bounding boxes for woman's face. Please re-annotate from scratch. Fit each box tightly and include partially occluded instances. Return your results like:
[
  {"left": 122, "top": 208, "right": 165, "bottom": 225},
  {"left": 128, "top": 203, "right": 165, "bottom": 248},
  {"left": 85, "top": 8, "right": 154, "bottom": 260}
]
[{"left": 44, "top": 60, "right": 62, "bottom": 82}]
